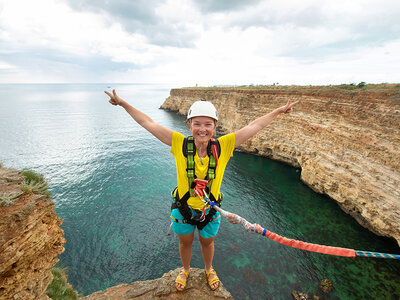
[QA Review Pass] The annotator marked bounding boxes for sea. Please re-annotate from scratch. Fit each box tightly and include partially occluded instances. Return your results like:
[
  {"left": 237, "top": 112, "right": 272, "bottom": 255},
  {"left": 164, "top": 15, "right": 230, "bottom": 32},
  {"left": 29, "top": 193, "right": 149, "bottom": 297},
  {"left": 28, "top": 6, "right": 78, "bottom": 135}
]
[{"left": 0, "top": 83, "right": 399, "bottom": 299}]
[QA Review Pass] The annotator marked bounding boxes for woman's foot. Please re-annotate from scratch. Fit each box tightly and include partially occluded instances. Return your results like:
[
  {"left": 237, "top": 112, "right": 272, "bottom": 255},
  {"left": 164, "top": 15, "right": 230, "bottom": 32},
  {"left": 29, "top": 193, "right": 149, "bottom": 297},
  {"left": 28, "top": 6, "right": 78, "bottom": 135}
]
[
  {"left": 205, "top": 268, "right": 220, "bottom": 290},
  {"left": 175, "top": 268, "right": 190, "bottom": 291}
]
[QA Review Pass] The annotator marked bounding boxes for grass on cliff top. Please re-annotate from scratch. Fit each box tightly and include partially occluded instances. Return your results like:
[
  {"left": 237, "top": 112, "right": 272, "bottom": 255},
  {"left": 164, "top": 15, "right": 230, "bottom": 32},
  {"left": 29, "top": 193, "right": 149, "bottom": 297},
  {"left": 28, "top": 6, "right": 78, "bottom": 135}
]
[
  {"left": 21, "top": 169, "right": 51, "bottom": 198},
  {"left": 0, "top": 191, "right": 24, "bottom": 206},
  {"left": 181, "top": 83, "right": 400, "bottom": 101},
  {"left": 0, "top": 169, "right": 50, "bottom": 207},
  {"left": 46, "top": 268, "right": 81, "bottom": 300}
]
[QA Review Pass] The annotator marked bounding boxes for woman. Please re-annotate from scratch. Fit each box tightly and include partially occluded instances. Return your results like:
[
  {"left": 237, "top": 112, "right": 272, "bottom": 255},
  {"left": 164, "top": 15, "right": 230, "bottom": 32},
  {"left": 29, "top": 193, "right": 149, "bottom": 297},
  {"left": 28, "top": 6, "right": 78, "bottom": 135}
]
[{"left": 105, "top": 89, "right": 298, "bottom": 291}]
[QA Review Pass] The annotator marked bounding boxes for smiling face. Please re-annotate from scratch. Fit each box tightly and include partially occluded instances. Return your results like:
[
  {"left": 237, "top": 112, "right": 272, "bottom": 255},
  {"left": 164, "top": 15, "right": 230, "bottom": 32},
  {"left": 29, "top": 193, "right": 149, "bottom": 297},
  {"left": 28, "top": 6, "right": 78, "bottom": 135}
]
[{"left": 188, "top": 116, "right": 217, "bottom": 145}]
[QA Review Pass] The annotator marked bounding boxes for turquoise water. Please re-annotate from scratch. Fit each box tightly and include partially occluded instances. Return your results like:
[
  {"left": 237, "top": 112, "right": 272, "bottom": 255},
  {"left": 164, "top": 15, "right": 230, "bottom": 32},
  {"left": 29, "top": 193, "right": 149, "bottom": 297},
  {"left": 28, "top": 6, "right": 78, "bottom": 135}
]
[{"left": 0, "top": 84, "right": 399, "bottom": 299}]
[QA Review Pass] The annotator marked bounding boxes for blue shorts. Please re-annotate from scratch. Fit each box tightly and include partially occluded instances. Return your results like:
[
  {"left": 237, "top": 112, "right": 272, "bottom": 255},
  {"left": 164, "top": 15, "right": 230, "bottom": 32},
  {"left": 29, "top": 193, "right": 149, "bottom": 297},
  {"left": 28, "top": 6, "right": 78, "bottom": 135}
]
[{"left": 171, "top": 204, "right": 221, "bottom": 238}]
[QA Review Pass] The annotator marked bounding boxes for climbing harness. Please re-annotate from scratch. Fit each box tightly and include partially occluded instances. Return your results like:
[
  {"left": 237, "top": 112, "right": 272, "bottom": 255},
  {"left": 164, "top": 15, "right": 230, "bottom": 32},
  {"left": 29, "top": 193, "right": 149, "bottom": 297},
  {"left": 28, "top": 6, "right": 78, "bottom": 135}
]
[
  {"left": 183, "top": 136, "right": 219, "bottom": 197},
  {"left": 169, "top": 136, "right": 222, "bottom": 233},
  {"left": 201, "top": 190, "right": 400, "bottom": 260}
]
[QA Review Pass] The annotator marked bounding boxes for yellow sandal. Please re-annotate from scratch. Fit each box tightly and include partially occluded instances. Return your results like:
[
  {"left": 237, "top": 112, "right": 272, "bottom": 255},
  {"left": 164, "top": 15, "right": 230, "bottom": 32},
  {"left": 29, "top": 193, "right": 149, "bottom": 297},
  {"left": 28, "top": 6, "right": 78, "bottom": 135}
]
[
  {"left": 175, "top": 269, "right": 189, "bottom": 291},
  {"left": 206, "top": 268, "right": 220, "bottom": 290}
]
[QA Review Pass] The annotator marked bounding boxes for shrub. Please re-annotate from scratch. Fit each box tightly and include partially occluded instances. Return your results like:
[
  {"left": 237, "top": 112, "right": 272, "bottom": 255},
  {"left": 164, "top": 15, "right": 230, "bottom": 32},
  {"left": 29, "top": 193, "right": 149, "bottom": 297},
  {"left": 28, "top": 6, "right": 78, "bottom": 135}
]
[
  {"left": 46, "top": 268, "right": 81, "bottom": 300},
  {"left": 0, "top": 194, "right": 15, "bottom": 206},
  {"left": 21, "top": 170, "right": 50, "bottom": 198},
  {"left": 357, "top": 81, "right": 366, "bottom": 88},
  {"left": 22, "top": 170, "right": 45, "bottom": 184},
  {"left": 0, "top": 191, "right": 24, "bottom": 206}
]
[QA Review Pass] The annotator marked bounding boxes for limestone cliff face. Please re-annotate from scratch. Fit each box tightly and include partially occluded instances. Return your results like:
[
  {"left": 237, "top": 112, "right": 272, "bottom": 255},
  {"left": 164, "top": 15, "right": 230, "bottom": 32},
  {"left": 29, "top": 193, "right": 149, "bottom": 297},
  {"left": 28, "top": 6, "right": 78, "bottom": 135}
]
[
  {"left": 161, "top": 85, "right": 400, "bottom": 246},
  {"left": 0, "top": 167, "right": 66, "bottom": 300},
  {"left": 83, "top": 268, "right": 233, "bottom": 299}
]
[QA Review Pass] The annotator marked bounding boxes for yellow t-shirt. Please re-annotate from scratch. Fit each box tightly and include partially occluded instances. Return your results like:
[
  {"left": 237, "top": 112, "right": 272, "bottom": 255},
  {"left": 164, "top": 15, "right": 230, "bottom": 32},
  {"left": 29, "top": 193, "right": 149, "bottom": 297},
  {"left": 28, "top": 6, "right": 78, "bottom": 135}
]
[{"left": 170, "top": 131, "right": 236, "bottom": 209}]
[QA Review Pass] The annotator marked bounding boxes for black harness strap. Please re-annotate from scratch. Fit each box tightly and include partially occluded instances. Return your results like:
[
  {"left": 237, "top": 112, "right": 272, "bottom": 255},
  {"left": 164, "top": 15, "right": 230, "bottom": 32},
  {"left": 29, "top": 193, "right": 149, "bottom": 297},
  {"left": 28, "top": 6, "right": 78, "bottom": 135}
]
[{"left": 171, "top": 187, "right": 223, "bottom": 230}]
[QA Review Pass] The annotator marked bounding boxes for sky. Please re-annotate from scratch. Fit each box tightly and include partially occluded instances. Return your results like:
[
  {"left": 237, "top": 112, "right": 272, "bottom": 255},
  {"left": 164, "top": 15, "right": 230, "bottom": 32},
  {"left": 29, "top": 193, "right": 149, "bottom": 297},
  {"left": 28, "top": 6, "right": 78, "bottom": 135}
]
[{"left": 0, "top": 0, "right": 399, "bottom": 86}]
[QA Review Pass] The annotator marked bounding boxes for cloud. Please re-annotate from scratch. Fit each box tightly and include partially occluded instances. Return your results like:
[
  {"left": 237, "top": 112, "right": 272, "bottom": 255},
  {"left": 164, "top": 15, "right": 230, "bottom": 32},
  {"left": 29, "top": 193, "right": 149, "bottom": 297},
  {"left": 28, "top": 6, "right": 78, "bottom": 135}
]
[
  {"left": 66, "top": 0, "right": 159, "bottom": 24},
  {"left": 0, "top": 61, "right": 15, "bottom": 69},
  {"left": 0, "top": 0, "right": 163, "bottom": 82},
  {"left": 0, "top": 0, "right": 399, "bottom": 84},
  {"left": 0, "top": 48, "right": 136, "bottom": 83},
  {"left": 64, "top": 0, "right": 200, "bottom": 47},
  {"left": 218, "top": 0, "right": 400, "bottom": 59},
  {"left": 191, "top": 0, "right": 262, "bottom": 13}
]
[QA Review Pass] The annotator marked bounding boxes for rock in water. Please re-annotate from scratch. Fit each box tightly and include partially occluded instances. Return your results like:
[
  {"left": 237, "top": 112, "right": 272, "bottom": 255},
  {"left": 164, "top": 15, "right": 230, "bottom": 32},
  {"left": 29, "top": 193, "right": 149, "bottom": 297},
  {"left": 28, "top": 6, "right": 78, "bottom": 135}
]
[
  {"left": 320, "top": 278, "right": 334, "bottom": 293},
  {"left": 291, "top": 290, "right": 309, "bottom": 300}
]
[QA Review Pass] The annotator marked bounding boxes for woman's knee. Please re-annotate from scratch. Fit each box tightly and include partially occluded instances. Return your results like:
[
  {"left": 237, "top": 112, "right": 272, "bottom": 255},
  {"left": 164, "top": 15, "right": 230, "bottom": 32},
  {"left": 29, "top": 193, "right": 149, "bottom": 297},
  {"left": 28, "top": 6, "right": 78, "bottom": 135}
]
[
  {"left": 178, "top": 232, "right": 195, "bottom": 246},
  {"left": 199, "top": 235, "right": 215, "bottom": 247}
]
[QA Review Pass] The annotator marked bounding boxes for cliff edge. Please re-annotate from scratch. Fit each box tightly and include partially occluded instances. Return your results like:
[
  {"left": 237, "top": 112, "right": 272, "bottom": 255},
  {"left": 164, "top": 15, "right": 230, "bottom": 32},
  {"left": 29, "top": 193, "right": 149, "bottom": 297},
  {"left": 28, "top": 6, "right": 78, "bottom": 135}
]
[
  {"left": 160, "top": 84, "right": 400, "bottom": 246},
  {"left": 83, "top": 268, "right": 233, "bottom": 299},
  {"left": 0, "top": 167, "right": 66, "bottom": 300}
]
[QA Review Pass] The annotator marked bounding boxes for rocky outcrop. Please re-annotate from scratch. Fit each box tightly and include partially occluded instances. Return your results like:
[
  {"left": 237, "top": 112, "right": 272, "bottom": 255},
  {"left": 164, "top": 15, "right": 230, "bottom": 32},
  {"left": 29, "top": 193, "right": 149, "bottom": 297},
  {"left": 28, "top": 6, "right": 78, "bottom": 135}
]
[
  {"left": 83, "top": 267, "right": 233, "bottom": 299},
  {"left": 161, "top": 85, "right": 400, "bottom": 246},
  {"left": 0, "top": 167, "right": 66, "bottom": 300}
]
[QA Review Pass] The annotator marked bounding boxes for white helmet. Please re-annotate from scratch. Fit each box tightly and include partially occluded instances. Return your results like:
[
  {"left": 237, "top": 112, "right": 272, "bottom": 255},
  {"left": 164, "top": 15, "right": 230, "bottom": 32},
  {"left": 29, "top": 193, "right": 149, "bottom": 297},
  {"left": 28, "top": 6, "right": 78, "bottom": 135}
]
[{"left": 187, "top": 99, "right": 218, "bottom": 121}]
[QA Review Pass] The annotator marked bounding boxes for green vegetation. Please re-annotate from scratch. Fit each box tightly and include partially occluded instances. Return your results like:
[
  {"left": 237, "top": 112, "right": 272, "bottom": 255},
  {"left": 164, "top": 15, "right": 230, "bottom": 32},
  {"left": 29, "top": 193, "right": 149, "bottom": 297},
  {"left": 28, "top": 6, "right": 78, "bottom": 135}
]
[
  {"left": 0, "top": 196, "right": 13, "bottom": 206},
  {"left": 357, "top": 81, "right": 366, "bottom": 88},
  {"left": 0, "top": 191, "right": 24, "bottom": 206},
  {"left": 337, "top": 82, "right": 366, "bottom": 89},
  {"left": 0, "top": 169, "right": 50, "bottom": 206},
  {"left": 22, "top": 169, "right": 45, "bottom": 183},
  {"left": 186, "top": 82, "right": 398, "bottom": 91},
  {"left": 182, "top": 83, "right": 400, "bottom": 103},
  {"left": 21, "top": 170, "right": 51, "bottom": 198},
  {"left": 46, "top": 268, "right": 81, "bottom": 300}
]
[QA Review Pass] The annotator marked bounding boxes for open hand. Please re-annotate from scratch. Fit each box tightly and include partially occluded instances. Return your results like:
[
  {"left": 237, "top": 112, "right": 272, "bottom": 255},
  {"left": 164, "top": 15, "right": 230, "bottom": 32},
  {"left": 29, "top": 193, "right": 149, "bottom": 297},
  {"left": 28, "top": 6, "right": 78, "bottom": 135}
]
[
  {"left": 105, "top": 89, "right": 123, "bottom": 106},
  {"left": 279, "top": 100, "right": 299, "bottom": 114}
]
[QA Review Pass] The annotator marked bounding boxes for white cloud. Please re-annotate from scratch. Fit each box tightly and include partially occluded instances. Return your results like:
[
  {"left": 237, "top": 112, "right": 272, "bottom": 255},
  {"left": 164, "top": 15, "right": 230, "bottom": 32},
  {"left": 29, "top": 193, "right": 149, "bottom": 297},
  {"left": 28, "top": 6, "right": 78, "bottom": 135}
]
[
  {"left": 0, "top": 0, "right": 152, "bottom": 60},
  {"left": 0, "top": 61, "right": 15, "bottom": 69}
]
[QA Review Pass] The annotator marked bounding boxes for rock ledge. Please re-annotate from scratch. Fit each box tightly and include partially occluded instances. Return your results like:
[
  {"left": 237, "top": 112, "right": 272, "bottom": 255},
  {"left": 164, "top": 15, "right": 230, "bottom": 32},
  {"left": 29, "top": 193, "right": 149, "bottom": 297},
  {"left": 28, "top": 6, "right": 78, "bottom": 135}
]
[{"left": 83, "top": 268, "right": 234, "bottom": 299}]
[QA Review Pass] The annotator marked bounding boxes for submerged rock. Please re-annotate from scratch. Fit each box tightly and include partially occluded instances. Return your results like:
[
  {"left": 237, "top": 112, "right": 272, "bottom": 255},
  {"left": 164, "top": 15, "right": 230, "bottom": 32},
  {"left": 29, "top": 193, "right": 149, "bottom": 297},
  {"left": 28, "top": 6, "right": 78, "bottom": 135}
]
[
  {"left": 83, "top": 267, "right": 233, "bottom": 299},
  {"left": 292, "top": 290, "right": 321, "bottom": 300},
  {"left": 320, "top": 278, "right": 334, "bottom": 293},
  {"left": 291, "top": 290, "right": 309, "bottom": 300}
]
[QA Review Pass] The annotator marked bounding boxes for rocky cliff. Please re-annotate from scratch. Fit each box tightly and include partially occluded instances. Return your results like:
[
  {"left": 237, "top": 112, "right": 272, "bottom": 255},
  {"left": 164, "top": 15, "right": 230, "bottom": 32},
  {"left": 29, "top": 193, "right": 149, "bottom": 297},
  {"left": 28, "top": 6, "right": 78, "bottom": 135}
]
[
  {"left": 0, "top": 167, "right": 66, "bottom": 300},
  {"left": 160, "top": 84, "right": 400, "bottom": 246},
  {"left": 83, "top": 268, "right": 233, "bottom": 299}
]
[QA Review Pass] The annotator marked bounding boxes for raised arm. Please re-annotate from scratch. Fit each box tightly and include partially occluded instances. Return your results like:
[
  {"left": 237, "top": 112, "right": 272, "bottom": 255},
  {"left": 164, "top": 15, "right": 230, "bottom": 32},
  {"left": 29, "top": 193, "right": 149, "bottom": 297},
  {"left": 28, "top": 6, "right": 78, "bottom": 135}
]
[
  {"left": 105, "top": 89, "right": 173, "bottom": 146},
  {"left": 234, "top": 100, "right": 299, "bottom": 147}
]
